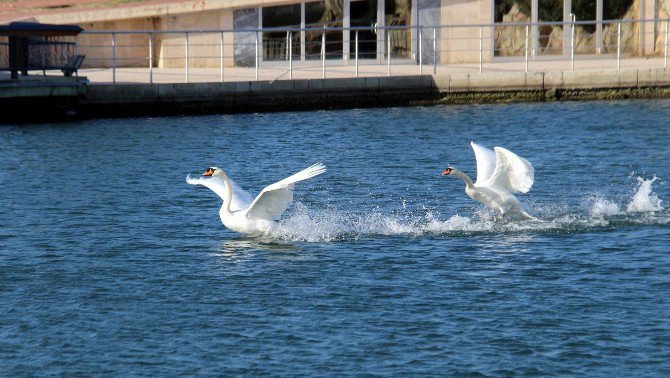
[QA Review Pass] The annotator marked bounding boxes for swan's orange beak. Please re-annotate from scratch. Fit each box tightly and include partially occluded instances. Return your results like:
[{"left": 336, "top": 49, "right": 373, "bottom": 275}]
[
  {"left": 442, "top": 167, "right": 452, "bottom": 175},
  {"left": 202, "top": 168, "right": 214, "bottom": 177}
]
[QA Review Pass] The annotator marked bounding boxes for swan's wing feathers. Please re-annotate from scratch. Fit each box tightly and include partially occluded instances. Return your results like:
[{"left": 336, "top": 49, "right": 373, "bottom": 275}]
[
  {"left": 244, "top": 163, "right": 326, "bottom": 220},
  {"left": 488, "top": 147, "right": 534, "bottom": 194},
  {"left": 186, "top": 174, "right": 253, "bottom": 212},
  {"left": 470, "top": 142, "right": 497, "bottom": 186}
]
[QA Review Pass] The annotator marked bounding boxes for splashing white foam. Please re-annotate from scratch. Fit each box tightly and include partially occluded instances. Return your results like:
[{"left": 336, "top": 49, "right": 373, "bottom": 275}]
[
  {"left": 588, "top": 196, "right": 621, "bottom": 217},
  {"left": 626, "top": 176, "right": 663, "bottom": 213},
  {"left": 252, "top": 175, "right": 667, "bottom": 242}
]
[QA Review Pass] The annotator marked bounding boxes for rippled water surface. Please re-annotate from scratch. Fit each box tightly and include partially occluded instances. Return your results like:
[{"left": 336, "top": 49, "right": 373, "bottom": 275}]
[{"left": 1, "top": 100, "right": 669, "bottom": 375}]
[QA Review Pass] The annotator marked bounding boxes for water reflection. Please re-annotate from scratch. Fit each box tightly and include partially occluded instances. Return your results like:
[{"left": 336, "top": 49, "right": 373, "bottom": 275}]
[{"left": 213, "top": 237, "right": 299, "bottom": 260}]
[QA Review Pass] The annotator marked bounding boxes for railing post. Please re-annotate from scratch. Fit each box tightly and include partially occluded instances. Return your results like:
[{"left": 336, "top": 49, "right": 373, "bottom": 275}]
[
  {"left": 221, "top": 32, "right": 223, "bottom": 83},
  {"left": 617, "top": 22, "right": 621, "bottom": 70},
  {"left": 185, "top": 32, "right": 189, "bottom": 83},
  {"left": 665, "top": 21, "right": 668, "bottom": 69},
  {"left": 479, "top": 25, "right": 483, "bottom": 73},
  {"left": 148, "top": 32, "right": 153, "bottom": 84},
  {"left": 419, "top": 27, "right": 423, "bottom": 75},
  {"left": 525, "top": 24, "right": 529, "bottom": 73},
  {"left": 288, "top": 30, "right": 293, "bottom": 79},
  {"left": 112, "top": 32, "right": 116, "bottom": 84},
  {"left": 433, "top": 27, "right": 437, "bottom": 74},
  {"left": 570, "top": 14, "right": 575, "bottom": 71},
  {"left": 387, "top": 28, "right": 391, "bottom": 76},
  {"left": 355, "top": 30, "right": 359, "bottom": 77},
  {"left": 322, "top": 29, "right": 326, "bottom": 79},
  {"left": 255, "top": 31, "right": 259, "bottom": 81}
]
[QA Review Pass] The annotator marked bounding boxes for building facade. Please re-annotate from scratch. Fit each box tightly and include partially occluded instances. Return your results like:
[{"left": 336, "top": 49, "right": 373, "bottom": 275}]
[{"left": 2, "top": 0, "right": 667, "bottom": 69}]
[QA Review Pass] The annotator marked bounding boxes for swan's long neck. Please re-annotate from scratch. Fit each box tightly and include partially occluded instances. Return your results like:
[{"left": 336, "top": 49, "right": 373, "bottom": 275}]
[
  {"left": 218, "top": 172, "right": 233, "bottom": 216},
  {"left": 450, "top": 168, "right": 475, "bottom": 189}
]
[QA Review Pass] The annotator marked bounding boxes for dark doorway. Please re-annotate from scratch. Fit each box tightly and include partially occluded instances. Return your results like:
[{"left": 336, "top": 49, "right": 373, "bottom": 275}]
[{"left": 350, "top": 0, "right": 377, "bottom": 59}]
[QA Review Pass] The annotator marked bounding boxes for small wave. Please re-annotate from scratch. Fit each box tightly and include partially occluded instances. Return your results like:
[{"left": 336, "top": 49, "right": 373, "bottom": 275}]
[{"left": 257, "top": 176, "right": 668, "bottom": 243}]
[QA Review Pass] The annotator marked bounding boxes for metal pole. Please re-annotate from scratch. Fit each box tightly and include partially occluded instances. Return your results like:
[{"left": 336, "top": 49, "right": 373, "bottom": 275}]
[
  {"left": 289, "top": 30, "right": 293, "bottom": 79},
  {"left": 185, "top": 32, "right": 189, "bottom": 83},
  {"left": 433, "top": 27, "right": 437, "bottom": 74},
  {"left": 419, "top": 27, "right": 423, "bottom": 75},
  {"left": 112, "top": 33, "right": 116, "bottom": 84},
  {"left": 387, "top": 29, "right": 391, "bottom": 76},
  {"left": 665, "top": 21, "right": 668, "bottom": 69},
  {"left": 479, "top": 26, "right": 483, "bottom": 73},
  {"left": 148, "top": 32, "right": 153, "bottom": 84},
  {"left": 220, "top": 31, "right": 224, "bottom": 83},
  {"left": 255, "top": 31, "right": 259, "bottom": 81},
  {"left": 322, "top": 30, "right": 326, "bottom": 79},
  {"left": 525, "top": 25, "right": 529, "bottom": 73},
  {"left": 355, "top": 30, "right": 359, "bottom": 77},
  {"left": 617, "top": 22, "right": 621, "bottom": 70},
  {"left": 570, "top": 14, "right": 575, "bottom": 71}
]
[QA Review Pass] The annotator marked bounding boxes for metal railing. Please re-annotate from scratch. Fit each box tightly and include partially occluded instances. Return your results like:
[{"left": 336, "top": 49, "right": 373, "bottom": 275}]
[{"left": 61, "top": 18, "right": 670, "bottom": 84}]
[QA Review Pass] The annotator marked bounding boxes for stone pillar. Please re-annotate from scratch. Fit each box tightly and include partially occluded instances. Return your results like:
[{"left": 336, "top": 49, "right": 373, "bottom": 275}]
[
  {"left": 343, "top": 0, "right": 350, "bottom": 61},
  {"left": 440, "top": 0, "right": 492, "bottom": 64},
  {"left": 300, "top": 2, "right": 306, "bottom": 61},
  {"left": 377, "top": 0, "right": 385, "bottom": 63},
  {"left": 531, "top": 0, "right": 538, "bottom": 56},
  {"left": 596, "top": 0, "right": 602, "bottom": 53},
  {"left": 412, "top": 0, "right": 419, "bottom": 61},
  {"left": 640, "top": 0, "right": 656, "bottom": 55},
  {"left": 563, "top": 0, "right": 572, "bottom": 56}
]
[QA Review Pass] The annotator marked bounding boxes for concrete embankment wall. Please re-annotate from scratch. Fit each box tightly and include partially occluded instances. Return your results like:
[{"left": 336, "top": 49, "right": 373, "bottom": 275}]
[{"left": 2, "top": 68, "right": 670, "bottom": 122}]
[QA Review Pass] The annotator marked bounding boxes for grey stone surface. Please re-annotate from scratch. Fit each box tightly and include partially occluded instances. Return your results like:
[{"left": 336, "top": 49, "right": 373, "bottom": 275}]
[{"left": 233, "top": 8, "right": 259, "bottom": 67}]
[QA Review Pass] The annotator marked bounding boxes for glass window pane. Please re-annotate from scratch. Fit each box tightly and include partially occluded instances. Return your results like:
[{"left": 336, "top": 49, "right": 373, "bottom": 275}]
[
  {"left": 262, "top": 4, "right": 301, "bottom": 61},
  {"left": 386, "top": 0, "right": 412, "bottom": 58},
  {"left": 537, "top": 0, "right": 563, "bottom": 55},
  {"left": 350, "top": 0, "right": 377, "bottom": 59},
  {"left": 494, "top": 0, "right": 531, "bottom": 56},
  {"left": 305, "top": 0, "right": 344, "bottom": 60}
]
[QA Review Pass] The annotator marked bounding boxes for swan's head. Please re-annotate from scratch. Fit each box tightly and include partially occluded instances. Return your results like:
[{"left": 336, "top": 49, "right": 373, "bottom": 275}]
[
  {"left": 441, "top": 167, "right": 454, "bottom": 176},
  {"left": 202, "top": 167, "right": 221, "bottom": 177}
]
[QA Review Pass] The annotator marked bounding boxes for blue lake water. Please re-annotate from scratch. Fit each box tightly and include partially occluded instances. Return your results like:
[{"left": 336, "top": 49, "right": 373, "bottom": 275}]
[{"left": 1, "top": 100, "right": 669, "bottom": 375}]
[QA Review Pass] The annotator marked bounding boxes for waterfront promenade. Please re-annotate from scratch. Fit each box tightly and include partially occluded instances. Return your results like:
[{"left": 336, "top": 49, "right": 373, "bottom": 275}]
[{"left": 2, "top": 55, "right": 669, "bottom": 121}]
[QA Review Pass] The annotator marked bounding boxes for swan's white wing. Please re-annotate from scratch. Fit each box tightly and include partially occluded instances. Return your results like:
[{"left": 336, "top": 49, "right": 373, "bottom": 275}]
[
  {"left": 485, "top": 147, "right": 534, "bottom": 194},
  {"left": 244, "top": 163, "right": 326, "bottom": 220},
  {"left": 186, "top": 175, "right": 254, "bottom": 212},
  {"left": 471, "top": 141, "right": 497, "bottom": 186}
]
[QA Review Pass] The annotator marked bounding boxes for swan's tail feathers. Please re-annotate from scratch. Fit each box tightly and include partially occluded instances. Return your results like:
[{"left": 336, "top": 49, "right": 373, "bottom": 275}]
[{"left": 274, "top": 163, "right": 327, "bottom": 187}]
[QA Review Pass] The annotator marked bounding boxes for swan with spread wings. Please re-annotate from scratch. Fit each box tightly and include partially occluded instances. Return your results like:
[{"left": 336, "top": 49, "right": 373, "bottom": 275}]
[
  {"left": 442, "top": 142, "right": 535, "bottom": 220},
  {"left": 187, "top": 163, "right": 326, "bottom": 235}
]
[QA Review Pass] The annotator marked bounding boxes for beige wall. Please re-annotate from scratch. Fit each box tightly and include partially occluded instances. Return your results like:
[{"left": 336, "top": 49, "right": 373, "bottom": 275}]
[
  {"left": 74, "top": 9, "right": 235, "bottom": 69},
  {"left": 158, "top": 9, "right": 234, "bottom": 68},
  {"left": 77, "top": 18, "right": 154, "bottom": 68},
  {"left": 440, "top": 0, "right": 493, "bottom": 64}
]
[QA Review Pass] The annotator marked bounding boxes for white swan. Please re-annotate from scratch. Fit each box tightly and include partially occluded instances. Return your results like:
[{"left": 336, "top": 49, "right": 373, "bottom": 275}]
[
  {"left": 187, "top": 163, "right": 326, "bottom": 235},
  {"left": 442, "top": 142, "right": 534, "bottom": 220}
]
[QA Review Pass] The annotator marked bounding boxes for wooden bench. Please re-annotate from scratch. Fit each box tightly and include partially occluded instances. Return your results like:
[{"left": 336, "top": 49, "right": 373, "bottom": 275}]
[{"left": 61, "top": 54, "right": 85, "bottom": 77}]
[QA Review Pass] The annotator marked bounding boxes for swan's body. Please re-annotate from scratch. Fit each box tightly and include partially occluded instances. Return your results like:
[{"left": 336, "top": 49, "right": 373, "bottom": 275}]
[
  {"left": 187, "top": 163, "right": 326, "bottom": 235},
  {"left": 442, "top": 142, "right": 534, "bottom": 220}
]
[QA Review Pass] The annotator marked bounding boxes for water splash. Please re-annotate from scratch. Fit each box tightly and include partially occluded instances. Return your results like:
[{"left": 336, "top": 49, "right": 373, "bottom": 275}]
[
  {"left": 258, "top": 176, "right": 667, "bottom": 243},
  {"left": 626, "top": 176, "right": 663, "bottom": 213},
  {"left": 588, "top": 196, "right": 621, "bottom": 217}
]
